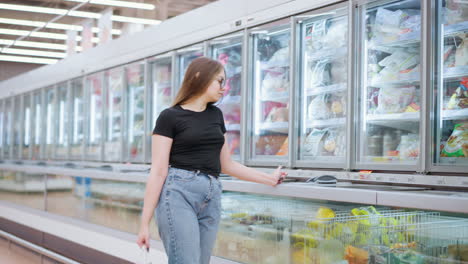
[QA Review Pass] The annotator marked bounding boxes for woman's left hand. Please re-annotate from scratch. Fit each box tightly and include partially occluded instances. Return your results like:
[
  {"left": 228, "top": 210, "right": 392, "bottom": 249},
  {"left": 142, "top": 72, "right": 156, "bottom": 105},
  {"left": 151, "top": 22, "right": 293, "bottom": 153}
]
[{"left": 271, "top": 166, "right": 288, "bottom": 186}]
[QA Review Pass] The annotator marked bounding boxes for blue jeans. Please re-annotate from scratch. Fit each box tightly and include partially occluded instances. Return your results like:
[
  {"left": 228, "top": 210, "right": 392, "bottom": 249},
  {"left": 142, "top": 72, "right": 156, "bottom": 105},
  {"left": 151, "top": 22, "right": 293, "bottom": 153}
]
[{"left": 155, "top": 167, "right": 222, "bottom": 264}]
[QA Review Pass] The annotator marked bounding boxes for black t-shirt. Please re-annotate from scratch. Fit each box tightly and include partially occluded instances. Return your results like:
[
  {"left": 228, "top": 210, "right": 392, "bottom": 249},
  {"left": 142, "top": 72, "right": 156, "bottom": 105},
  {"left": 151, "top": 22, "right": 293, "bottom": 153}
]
[{"left": 152, "top": 104, "right": 226, "bottom": 176}]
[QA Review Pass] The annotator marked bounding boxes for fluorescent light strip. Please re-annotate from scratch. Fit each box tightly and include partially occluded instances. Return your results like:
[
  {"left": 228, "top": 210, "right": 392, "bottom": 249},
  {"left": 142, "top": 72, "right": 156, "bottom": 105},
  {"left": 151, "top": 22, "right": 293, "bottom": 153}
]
[
  {"left": 0, "top": 18, "right": 121, "bottom": 35},
  {"left": 65, "top": 0, "right": 154, "bottom": 10},
  {"left": 0, "top": 54, "right": 58, "bottom": 64},
  {"left": 0, "top": 39, "right": 82, "bottom": 51},
  {"left": 0, "top": 3, "right": 160, "bottom": 25},
  {"left": 0, "top": 28, "right": 100, "bottom": 43},
  {"left": 1, "top": 47, "right": 66, "bottom": 58}
]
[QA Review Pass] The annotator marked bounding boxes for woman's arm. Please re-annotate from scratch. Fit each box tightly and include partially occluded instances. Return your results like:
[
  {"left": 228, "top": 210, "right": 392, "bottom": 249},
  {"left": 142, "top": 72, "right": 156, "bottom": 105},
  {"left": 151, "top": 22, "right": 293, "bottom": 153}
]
[
  {"left": 220, "top": 136, "right": 285, "bottom": 186},
  {"left": 139, "top": 135, "right": 172, "bottom": 228}
]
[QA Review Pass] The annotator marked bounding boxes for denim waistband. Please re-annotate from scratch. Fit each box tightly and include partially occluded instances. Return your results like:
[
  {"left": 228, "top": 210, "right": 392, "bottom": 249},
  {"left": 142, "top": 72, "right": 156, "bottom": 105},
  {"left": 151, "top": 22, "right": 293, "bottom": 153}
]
[{"left": 169, "top": 166, "right": 219, "bottom": 178}]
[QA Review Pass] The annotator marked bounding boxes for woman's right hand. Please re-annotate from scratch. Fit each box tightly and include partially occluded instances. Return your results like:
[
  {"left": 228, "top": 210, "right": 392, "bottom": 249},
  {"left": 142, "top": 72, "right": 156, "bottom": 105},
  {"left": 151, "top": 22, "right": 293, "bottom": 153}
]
[
  {"left": 265, "top": 166, "right": 287, "bottom": 187},
  {"left": 136, "top": 225, "right": 150, "bottom": 251}
]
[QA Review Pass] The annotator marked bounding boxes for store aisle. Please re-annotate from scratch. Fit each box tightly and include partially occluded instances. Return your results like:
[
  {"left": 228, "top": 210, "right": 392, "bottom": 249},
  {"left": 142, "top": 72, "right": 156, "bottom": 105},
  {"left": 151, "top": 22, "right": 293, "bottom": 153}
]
[{"left": 0, "top": 237, "right": 43, "bottom": 264}]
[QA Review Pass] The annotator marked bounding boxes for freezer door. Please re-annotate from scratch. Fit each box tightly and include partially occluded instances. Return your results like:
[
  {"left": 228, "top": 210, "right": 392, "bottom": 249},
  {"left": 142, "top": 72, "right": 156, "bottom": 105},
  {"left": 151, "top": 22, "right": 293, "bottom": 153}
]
[
  {"left": 125, "top": 62, "right": 145, "bottom": 162},
  {"left": 70, "top": 79, "right": 84, "bottom": 160},
  {"left": 31, "top": 91, "right": 42, "bottom": 160},
  {"left": 356, "top": 0, "right": 422, "bottom": 169},
  {"left": 297, "top": 6, "right": 348, "bottom": 167},
  {"left": 177, "top": 45, "right": 204, "bottom": 88},
  {"left": 44, "top": 87, "right": 56, "bottom": 160},
  {"left": 432, "top": 0, "right": 468, "bottom": 170},
  {"left": 248, "top": 21, "right": 291, "bottom": 163},
  {"left": 12, "top": 96, "right": 22, "bottom": 160},
  {"left": 85, "top": 74, "right": 104, "bottom": 161},
  {"left": 210, "top": 33, "right": 243, "bottom": 160},
  {"left": 55, "top": 83, "right": 69, "bottom": 160},
  {"left": 22, "top": 94, "right": 32, "bottom": 160},
  {"left": 104, "top": 67, "right": 124, "bottom": 162},
  {"left": 3, "top": 99, "right": 11, "bottom": 159}
]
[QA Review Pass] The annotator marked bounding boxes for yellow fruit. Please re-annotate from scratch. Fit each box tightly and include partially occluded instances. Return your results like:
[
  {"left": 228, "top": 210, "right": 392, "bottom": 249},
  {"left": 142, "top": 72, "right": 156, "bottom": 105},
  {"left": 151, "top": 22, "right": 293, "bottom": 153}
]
[
  {"left": 317, "top": 206, "right": 336, "bottom": 219},
  {"left": 291, "top": 229, "right": 318, "bottom": 248}
]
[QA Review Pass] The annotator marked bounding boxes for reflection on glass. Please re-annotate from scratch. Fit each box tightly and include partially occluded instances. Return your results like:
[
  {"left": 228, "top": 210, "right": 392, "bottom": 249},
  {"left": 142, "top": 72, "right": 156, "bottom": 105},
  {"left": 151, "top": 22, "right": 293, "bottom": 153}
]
[
  {"left": 70, "top": 79, "right": 84, "bottom": 160},
  {"left": 46, "top": 174, "right": 159, "bottom": 239},
  {"left": 86, "top": 74, "right": 104, "bottom": 160},
  {"left": 104, "top": 68, "right": 124, "bottom": 162},
  {"left": 31, "top": 91, "right": 42, "bottom": 160},
  {"left": 22, "top": 94, "right": 32, "bottom": 159},
  {"left": 56, "top": 83, "right": 69, "bottom": 159},
  {"left": 298, "top": 9, "right": 348, "bottom": 165},
  {"left": 44, "top": 87, "right": 56, "bottom": 159},
  {"left": 212, "top": 34, "right": 243, "bottom": 157},
  {"left": 434, "top": 1, "right": 468, "bottom": 166},
  {"left": 125, "top": 62, "right": 145, "bottom": 162},
  {"left": 3, "top": 99, "right": 12, "bottom": 158},
  {"left": 358, "top": 0, "right": 421, "bottom": 166},
  {"left": 12, "top": 96, "right": 21, "bottom": 159},
  {"left": 0, "top": 170, "right": 45, "bottom": 211},
  {"left": 250, "top": 22, "right": 290, "bottom": 159},
  {"left": 178, "top": 47, "right": 203, "bottom": 86}
]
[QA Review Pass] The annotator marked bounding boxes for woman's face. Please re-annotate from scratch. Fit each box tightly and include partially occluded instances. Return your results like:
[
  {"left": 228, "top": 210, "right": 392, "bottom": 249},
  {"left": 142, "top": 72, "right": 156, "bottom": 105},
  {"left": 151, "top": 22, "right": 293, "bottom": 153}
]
[{"left": 204, "top": 70, "right": 226, "bottom": 103}]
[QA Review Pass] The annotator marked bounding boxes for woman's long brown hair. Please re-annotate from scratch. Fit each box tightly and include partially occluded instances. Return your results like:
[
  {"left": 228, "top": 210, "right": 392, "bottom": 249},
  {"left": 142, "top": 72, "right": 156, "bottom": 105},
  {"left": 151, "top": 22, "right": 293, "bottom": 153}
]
[{"left": 172, "top": 57, "right": 224, "bottom": 107}]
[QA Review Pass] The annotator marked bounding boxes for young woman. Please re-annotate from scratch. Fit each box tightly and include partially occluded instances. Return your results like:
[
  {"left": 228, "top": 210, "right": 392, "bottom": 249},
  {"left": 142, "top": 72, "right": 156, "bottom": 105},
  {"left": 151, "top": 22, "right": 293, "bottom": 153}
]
[{"left": 136, "top": 57, "right": 287, "bottom": 264}]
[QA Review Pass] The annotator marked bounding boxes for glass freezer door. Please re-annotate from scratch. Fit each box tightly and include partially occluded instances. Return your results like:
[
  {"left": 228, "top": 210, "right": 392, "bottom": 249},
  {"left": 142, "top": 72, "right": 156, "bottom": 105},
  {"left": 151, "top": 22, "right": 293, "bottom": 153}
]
[
  {"left": 248, "top": 21, "right": 290, "bottom": 162},
  {"left": 45, "top": 87, "right": 56, "bottom": 160},
  {"left": 3, "top": 99, "right": 11, "bottom": 159},
  {"left": 211, "top": 33, "right": 243, "bottom": 159},
  {"left": 31, "top": 91, "right": 42, "bottom": 160},
  {"left": 104, "top": 67, "right": 124, "bottom": 162},
  {"left": 297, "top": 6, "right": 348, "bottom": 167},
  {"left": 151, "top": 57, "right": 173, "bottom": 121},
  {"left": 357, "top": 0, "right": 422, "bottom": 169},
  {"left": 0, "top": 101, "right": 3, "bottom": 159},
  {"left": 433, "top": 0, "right": 468, "bottom": 169},
  {"left": 22, "top": 94, "right": 31, "bottom": 159},
  {"left": 12, "top": 96, "right": 21, "bottom": 159},
  {"left": 85, "top": 74, "right": 104, "bottom": 161},
  {"left": 177, "top": 45, "right": 203, "bottom": 88},
  {"left": 56, "top": 83, "right": 69, "bottom": 160},
  {"left": 70, "top": 79, "right": 84, "bottom": 160},
  {"left": 125, "top": 62, "right": 145, "bottom": 162}
]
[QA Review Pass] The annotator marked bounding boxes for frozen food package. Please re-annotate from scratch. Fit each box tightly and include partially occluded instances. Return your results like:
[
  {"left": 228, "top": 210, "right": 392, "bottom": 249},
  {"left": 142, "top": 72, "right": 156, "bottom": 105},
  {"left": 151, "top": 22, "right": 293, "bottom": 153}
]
[
  {"left": 276, "top": 137, "right": 288, "bottom": 156},
  {"left": 373, "top": 8, "right": 402, "bottom": 43},
  {"left": 267, "top": 47, "right": 289, "bottom": 67},
  {"left": 322, "top": 19, "right": 347, "bottom": 48},
  {"left": 330, "top": 95, "right": 346, "bottom": 118},
  {"left": 443, "top": 45, "right": 456, "bottom": 68},
  {"left": 256, "top": 135, "right": 287, "bottom": 155},
  {"left": 307, "top": 19, "right": 328, "bottom": 52},
  {"left": 261, "top": 69, "right": 289, "bottom": 94},
  {"left": 262, "top": 101, "right": 286, "bottom": 120},
  {"left": 330, "top": 58, "right": 347, "bottom": 84},
  {"left": 447, "top": 77, "right": 468, "bottom": 110},
  {"left": 376, "top": 86, "right": 416, "bottom": 114},
  {"left": 309, "top": 60, "right": 331, "bottom": 87},
  {"left": 257, "top": 38, "right": 281, "bottom": 61},
  {"left": 264, "top": 106, "right": 289, "bottom": 123},
  {"left": 323, "top": 129, "right": 338, "bottom": 154},
  {"left": 444, "top": 0, "right": 468, "bottom": 25},
  {"left": 455, "top": 33, "right": 468, "bottom": 67},
  {"left": 399, "top": 9, "right": 421, "bottom": 34},
  {"left": 303, "top": 129, "right": 327, "bottom": 156},
  {"left": 441, "top": 123, "right": 468, "bottom": 157},
  {"left": 398, "top": 133, "right": 419, "bottom": 159},
  {"left": 308, "top": 94, "right": 330, "bottom": 120}
]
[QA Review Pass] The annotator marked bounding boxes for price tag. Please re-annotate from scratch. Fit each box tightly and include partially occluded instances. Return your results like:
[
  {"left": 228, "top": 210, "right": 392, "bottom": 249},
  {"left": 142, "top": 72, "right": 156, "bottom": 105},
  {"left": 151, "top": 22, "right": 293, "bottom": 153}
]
[{"left": 359, "top": 170, "right": 372, "bottom": 180}]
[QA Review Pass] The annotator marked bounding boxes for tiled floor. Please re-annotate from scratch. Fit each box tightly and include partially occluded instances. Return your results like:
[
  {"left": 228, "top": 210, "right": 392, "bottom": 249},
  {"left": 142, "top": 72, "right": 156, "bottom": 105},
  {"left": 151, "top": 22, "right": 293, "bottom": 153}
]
[{"left": 0, "top": 237, "right": 41, "bottom": 264}]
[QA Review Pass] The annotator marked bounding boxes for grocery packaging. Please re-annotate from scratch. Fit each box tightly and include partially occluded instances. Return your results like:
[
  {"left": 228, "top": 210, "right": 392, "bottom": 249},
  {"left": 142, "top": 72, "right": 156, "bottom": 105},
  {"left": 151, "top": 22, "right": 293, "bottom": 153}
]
[{"left": 441, "top": 123, "right": 468, "bottom": 157}]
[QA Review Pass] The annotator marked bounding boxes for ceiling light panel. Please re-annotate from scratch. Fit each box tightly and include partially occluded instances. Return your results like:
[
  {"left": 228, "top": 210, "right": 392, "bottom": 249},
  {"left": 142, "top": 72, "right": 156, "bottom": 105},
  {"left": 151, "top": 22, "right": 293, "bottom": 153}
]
[
  {"left": 65, "top": 0, "right": 155, "bottom": 10},
  {"left": 0, "top": 28, "right": 100, "bottom": 43},
  {"left": 0, "top": 39, "right": 82, "bottom": 51},
  {"left": 0, "top": 47, "right": 66, "bottom": 58},
  {"left": 0, "top": 54, "right": 58, "bottom": 64}
]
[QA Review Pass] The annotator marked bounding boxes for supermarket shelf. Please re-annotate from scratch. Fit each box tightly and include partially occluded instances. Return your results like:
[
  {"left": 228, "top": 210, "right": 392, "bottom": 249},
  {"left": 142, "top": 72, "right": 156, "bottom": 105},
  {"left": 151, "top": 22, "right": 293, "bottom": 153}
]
[
  {"left": 258, "top": 121, "right": 288, "bottom": 133},
  {"left": 370, "top": 76, "right": 420, "bottom": 88},
  {"left": 225, "top": 124, "right": 241, "bottom": 131},
  {"left": 437, "top": 157, "right": 468, "bottom": 166},
  {"left": 306, "top": 117, "right": 346, "bottom": 128},
  {"left": 261, "top": 61, "right": 289, "bottom": 69},
  {"left": 307, "top": 47, "right": 347, "bottom": 62},
  {"left": 370, "top": 31, "right": 420, "bottom": 47},
  {"left": 442, "top": 109, "right": 468, "bottom": 120},
  {"left": 305, "top": 83, "right": 346, "bottom": 96},
  {"left": 444, "top": 21, "right": 468, "bottom": 36},
  {"left": 444, "top": 65, "right": 468, "bottom": 80},
  {"left": 367, "top": 112, "right": 419, "bottom": 122}
]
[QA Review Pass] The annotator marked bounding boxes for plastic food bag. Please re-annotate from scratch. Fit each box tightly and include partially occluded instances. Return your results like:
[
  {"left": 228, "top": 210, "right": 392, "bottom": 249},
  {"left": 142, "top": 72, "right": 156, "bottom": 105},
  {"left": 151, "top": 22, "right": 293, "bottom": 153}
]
[
  {"left": 330, "top": 58, "right": 347, "bottom": 84},
  {"left": 303, "top": 129, "right": 327, "bottom": 156},
  {"left": 261, "top": 69, "right": 289, "bottom": 94},
  {"left": 308, "top": 94, "right": 330, "bottom": 120},
  {"left": 444, "top": 45, "right": 456, "bottom": 68},
  {"left": 444, "top": 0, "right": 468, "bottom": 25},
  {"left": 441, "top": 123, "right": 468, "bottom": 157},
  {"left": 264, "top": 106, "right": 289, "bottom": 122},
  {"left": 376, "top": 86, "right": 416, "bottom": 114},
  {"left": 323, "top": 19, "right": 347, "bottom": 48},
  {"left": 307, "top": 19, "right": 328, "bottom": 52},
  {"left": 398, "top": 133, "right": 419, "bottom": 159},
  {"left": 309, "top": 60, "right": 331, "bottom": 87},
  {"left": 447, "top": 77, "right": 468, "bottom": 110},
  {"left": 455, "top": 33, "right": 468, "bottom": 67},
  {"left": 267, "top": 47, "right": 289, "bottom": 67}
]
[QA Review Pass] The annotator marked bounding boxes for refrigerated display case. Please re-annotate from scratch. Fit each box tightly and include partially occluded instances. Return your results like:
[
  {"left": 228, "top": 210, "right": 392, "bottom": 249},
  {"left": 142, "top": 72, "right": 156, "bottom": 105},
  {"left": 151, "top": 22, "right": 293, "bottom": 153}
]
[
  {"left": 295, "top": 4, "right": 349, "bottom": 168},
  {"left": 2, "top": 99, "right": 11, "bottom": 159},
  {"left": 104, "top": 67, "right": 124, "bottom": 162},
  {"left": 44, "top": 87, "right": 56, "bottom": 160},
  {"left": 85, "top": 73, "right": 104, "bottom": 161},
  {"left": 56, "top": 82, "right": 69, "bottom": 160},
  {"left": 125, "top": 62, "right": 145, "bottom": 162},
  {"left": 210, "top": 32, "right": 243, "bottom": 158},
  {"left": 176, "top": 44, "right": 204, "bottom": 88},
  {"left": 31, "top": 91, "right": 42, "bottom": 160},
  {"left": 356, "top": 0, "right": 422, "bottom": 170},
  {"left": 21, "top": 94, "right": 31, "bottom": 160},
  {"left": 247, "top": 19, "right": 291, "bottom": 164},
  {"left": 12, "top": 96, "right": 22, "bottom": 160},
  {"left": 0, "top": 100, "right": 3, "bottom": 160},
  {"left": 433, "top": 0, "right": 468, "bottom": 171},
  {"left": 70, "top": 79, "right": 84, "bottom": 160}
]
